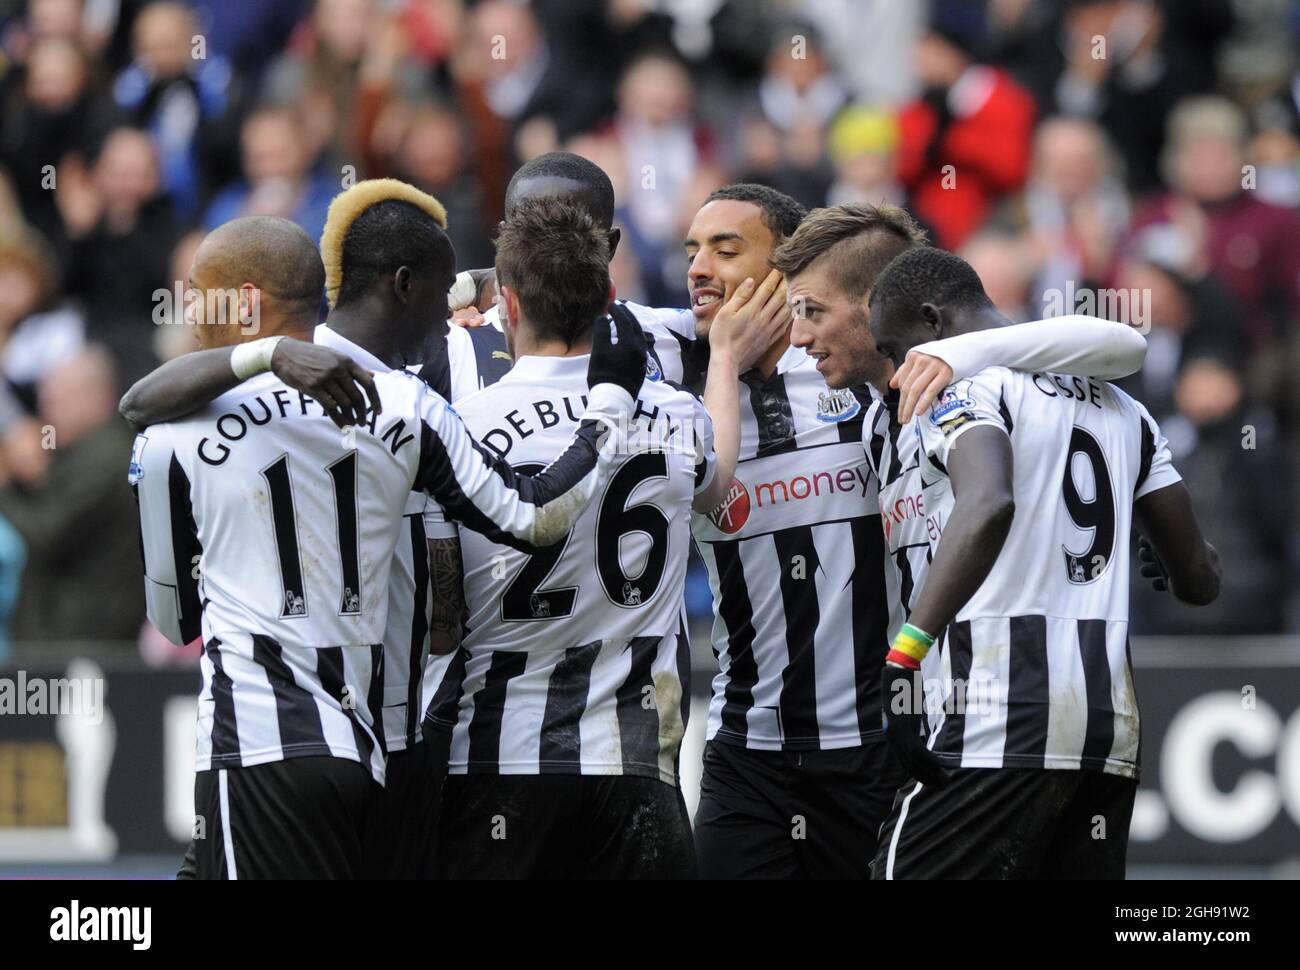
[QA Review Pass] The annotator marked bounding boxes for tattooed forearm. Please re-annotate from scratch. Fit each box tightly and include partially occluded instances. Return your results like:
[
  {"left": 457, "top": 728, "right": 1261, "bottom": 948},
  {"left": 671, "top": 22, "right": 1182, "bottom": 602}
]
[{"left": 428, "top": 536, "right": 465, "bottom": 655}]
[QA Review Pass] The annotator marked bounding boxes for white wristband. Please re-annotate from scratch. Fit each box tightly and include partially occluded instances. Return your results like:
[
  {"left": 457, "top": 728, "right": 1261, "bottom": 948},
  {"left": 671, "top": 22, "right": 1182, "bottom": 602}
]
[
  {"left": 230, "top": 336, "right": 286, "bottom": 380},
  {"left": 448, "top": 271, "right": 478, "bottom": 311}
]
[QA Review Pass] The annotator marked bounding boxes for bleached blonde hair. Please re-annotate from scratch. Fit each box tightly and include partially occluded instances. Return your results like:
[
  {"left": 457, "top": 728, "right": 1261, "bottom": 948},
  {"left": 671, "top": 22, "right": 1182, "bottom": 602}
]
[{"left": 320, "top": 179, "right": 448, "bottom": 308}]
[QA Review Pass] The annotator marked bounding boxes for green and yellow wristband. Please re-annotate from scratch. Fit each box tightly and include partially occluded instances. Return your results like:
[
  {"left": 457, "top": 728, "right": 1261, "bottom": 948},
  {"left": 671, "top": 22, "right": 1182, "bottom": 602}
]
[{"left": 886, "top": 623, "right": 935, "bottom": 671}]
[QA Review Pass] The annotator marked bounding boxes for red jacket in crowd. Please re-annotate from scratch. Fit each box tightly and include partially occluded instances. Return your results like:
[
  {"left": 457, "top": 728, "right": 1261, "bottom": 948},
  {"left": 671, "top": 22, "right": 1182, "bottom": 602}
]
[{"left": 897, "top": 66, "right": 1037, "bottom": 250}]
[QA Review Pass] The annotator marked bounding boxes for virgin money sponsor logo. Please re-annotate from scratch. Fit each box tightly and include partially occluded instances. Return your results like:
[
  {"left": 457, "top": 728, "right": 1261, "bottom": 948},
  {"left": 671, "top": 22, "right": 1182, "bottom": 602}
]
[
  {"left": 880, "top": 490, "right": 926, "bottom": 543},
  {"left": 753, "top": 466, "right": 870, "bottom": 507},
  {"left": 708, "top": 465, "right": 871, "bottom": 534},
  {"left": 709, "top": 479, "right": 751, "bottom": 534}
]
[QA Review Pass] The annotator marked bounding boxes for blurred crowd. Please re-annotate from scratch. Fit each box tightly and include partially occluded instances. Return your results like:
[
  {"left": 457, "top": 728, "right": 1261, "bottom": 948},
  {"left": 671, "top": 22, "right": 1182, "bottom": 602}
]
[{"left": 0, "top": 0, "right": 1298, "bottom": 657}]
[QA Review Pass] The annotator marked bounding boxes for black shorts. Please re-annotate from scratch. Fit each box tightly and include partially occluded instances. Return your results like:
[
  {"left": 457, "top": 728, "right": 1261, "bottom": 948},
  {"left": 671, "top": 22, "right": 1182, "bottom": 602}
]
[
  {"left": 871, "top": 767, "right": 1137, "bottom": 880},
  {"left": 192, "top": 756, "right": 378, "bottom": 880},
  {"left": 176, "top": 836, "right": 197, "bottom": 880},
  {"left": 437, "top": 773, "right": 697, "bottom": 879},
  {"left": 361, "top": 732, "right": 450, "bottom": 879},
  {"left": 692, "top": 737, "right": 906, "bottom": 880}
]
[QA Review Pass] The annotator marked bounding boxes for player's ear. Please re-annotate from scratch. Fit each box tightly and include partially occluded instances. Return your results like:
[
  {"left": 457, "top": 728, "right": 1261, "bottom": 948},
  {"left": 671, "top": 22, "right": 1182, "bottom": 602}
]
[
  {"left": 393, "top": 266, "right": 413, "bottom": 304},
  {"left": 920, "top": 302, "right": 944, "bottom": 336},
  {"left": 501, "top": 285, "right": 521, "bottom": 331},
  {"left": 606, "top": 227, "right": 621, "bottom": 259},
  {"left": 239, "top": 282, "right": 260, "bottom": 332}
]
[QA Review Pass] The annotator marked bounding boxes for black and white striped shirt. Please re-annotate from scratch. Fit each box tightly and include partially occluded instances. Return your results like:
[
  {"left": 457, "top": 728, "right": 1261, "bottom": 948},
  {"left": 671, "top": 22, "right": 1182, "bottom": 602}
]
[
  {"left": 134, "top": 367, "right": 634, "bottom": 783},
  {"left": 425, "top": 354, "right": 714, "bottom": 782},
  {"left": 863, "top": 315, "right": 1154, "bottom": 740},
  {"left": 313, "top": 326, "right": 456, "bottom": 753},
  {"left": 691, "top": 345, "right": 890, "bottom": 751},
  {"left": 913, "top": 368, "right": 1180, "bottom": 778},
  {"left": 420, "top": 301, "right": 701, "bottom": 739},
  {"left": 863, "top": 394, "right": 934, "bottom": 647}
]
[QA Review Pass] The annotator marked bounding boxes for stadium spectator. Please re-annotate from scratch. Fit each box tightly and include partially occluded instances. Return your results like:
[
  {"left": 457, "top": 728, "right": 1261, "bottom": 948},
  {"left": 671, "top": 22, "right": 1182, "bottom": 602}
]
[
  {"left": 824, "top": 106, "right": 906, "bottom": 209},
  {"left": 186, "top": 0, "right": 312, "bottom": 79},
  {"left": 0, "top": 345, "right": 143, "bottom": 643},
  {"left": 203, "top": 106, "right": 337, "bottom": 244},
  {"left": 896, "top": 7, "right": 1036, "bottom": 248},
  {"left": 0, "top": 230, "right": 83, "bottom": 417},
  {"left": 1130, "top": 95, "right": 1300, "bottom": 354},
  {"left": 600, "top": 50, "right": 722, "bottom": 308},
  {"left": 732, "top": 20, "right": 841, "bottom": 209},
  {"left": 1112, "top": 225, "right": 1247, "bottom": 420},
  {"left": 266, "top": 0, "right": 375, "bottom": 112},
  {"left": 112, "top": 1, "right": 242, "bottom": 221},
  {"left": 0, "top": 36, "right": 110, "bottom": 254},
  {"left": 792, "top": 0, "right": 922, "bottom": 106},
  {"left": 391, "top": 103, "right": 495, "bottom": 270},
  {"left": 754, "top": 20, "right": 847, "bottom": 134},
  {"left": 456, "top": 0, "right": 560, "bottom": 160},
  {"left": 1249, "top": 78, "right": 1300, "bottom": 208},
  {"left": 263, "top": 0, "right": 429, "bottom": 170},
  {"left": 1131, "top": 350, "right": 1292, "bottom": 635},
  {"left": 0, "top": 0, "right": 116, "bottom": 63},
  {"left": 1012, "top": 115, "right": 1131, "bottom": 312},
  {"left": 960, "top": 228, "right": 1035, "bottom": 323},
  {"left": 997, "top": 0, "right": 1229, "bottom": 195},
  {"left": 57, "top": 126, "right": 181, "bottom": 384}
]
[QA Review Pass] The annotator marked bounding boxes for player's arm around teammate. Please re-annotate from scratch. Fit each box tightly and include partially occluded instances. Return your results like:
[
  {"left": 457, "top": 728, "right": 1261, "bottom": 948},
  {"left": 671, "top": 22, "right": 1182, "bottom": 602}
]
[
  {"left": 890, "top": 314, "right": 1150, "bottom": 422},
  {"left": 120, "top": 335, "right": 381, "bottom": 431}
]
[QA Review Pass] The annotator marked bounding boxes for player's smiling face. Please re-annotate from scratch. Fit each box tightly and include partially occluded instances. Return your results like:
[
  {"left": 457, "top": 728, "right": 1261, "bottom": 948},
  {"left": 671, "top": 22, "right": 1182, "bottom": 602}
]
[
  {"left": 788, "top": 263, "right": 891, "bottom": 392},
  {"left": 684, "top": 200, "right": 777, "bottom": 341}
]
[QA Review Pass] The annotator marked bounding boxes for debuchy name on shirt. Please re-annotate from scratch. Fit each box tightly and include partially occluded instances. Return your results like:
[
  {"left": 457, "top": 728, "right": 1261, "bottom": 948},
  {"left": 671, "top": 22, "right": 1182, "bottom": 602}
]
[{"left": 476, "top": 392, "right": 697, "bottom": 459}]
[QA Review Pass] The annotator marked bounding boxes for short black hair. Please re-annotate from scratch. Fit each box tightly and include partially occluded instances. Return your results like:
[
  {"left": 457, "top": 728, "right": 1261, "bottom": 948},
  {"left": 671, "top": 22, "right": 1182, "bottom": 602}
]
[
  {"left": 505, "top": 152, "right": 616, "bottom": 229},
  {"left": 336, "top": 199, "right": 451, "bottom": 307},
  {"left": 704, "top": 183, "right": 807, "bottom": 241},
  {"left": 495, "top": 198, "right": 610, "bottom": 348},
  {"left": 870, "top": 247, "right": 992, "bottom": 315}
]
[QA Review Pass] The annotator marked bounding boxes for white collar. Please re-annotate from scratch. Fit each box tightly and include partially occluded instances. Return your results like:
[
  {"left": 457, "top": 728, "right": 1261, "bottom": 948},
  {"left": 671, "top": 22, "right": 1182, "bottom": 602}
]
[
  {"left": 498, "top": 353, "right": 588, "bottom": 384},
  {"left": 313, "top": 323, "right": 390, "bottom": 374},
  {"left": 774, "top": 342, "right": 809, "bottom": 376}
]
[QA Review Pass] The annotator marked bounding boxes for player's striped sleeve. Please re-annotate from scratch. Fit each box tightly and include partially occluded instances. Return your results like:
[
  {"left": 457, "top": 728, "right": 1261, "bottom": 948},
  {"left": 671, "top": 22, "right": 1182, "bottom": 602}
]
[
  {"left": 1133, "top": 399, "right": 1182, "bottom": 499},
  {"left": 413, "top": 383, "right": 631, "bottom": 552},
  {"left": 131, "top": 425, "right": 203, "bottom": 646}
]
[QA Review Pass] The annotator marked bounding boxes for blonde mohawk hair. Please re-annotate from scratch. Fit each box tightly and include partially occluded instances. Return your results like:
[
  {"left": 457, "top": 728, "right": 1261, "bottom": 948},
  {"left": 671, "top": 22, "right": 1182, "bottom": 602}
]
[{"left": 320, "top": 178, "right": 448, "bottom": 308}]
